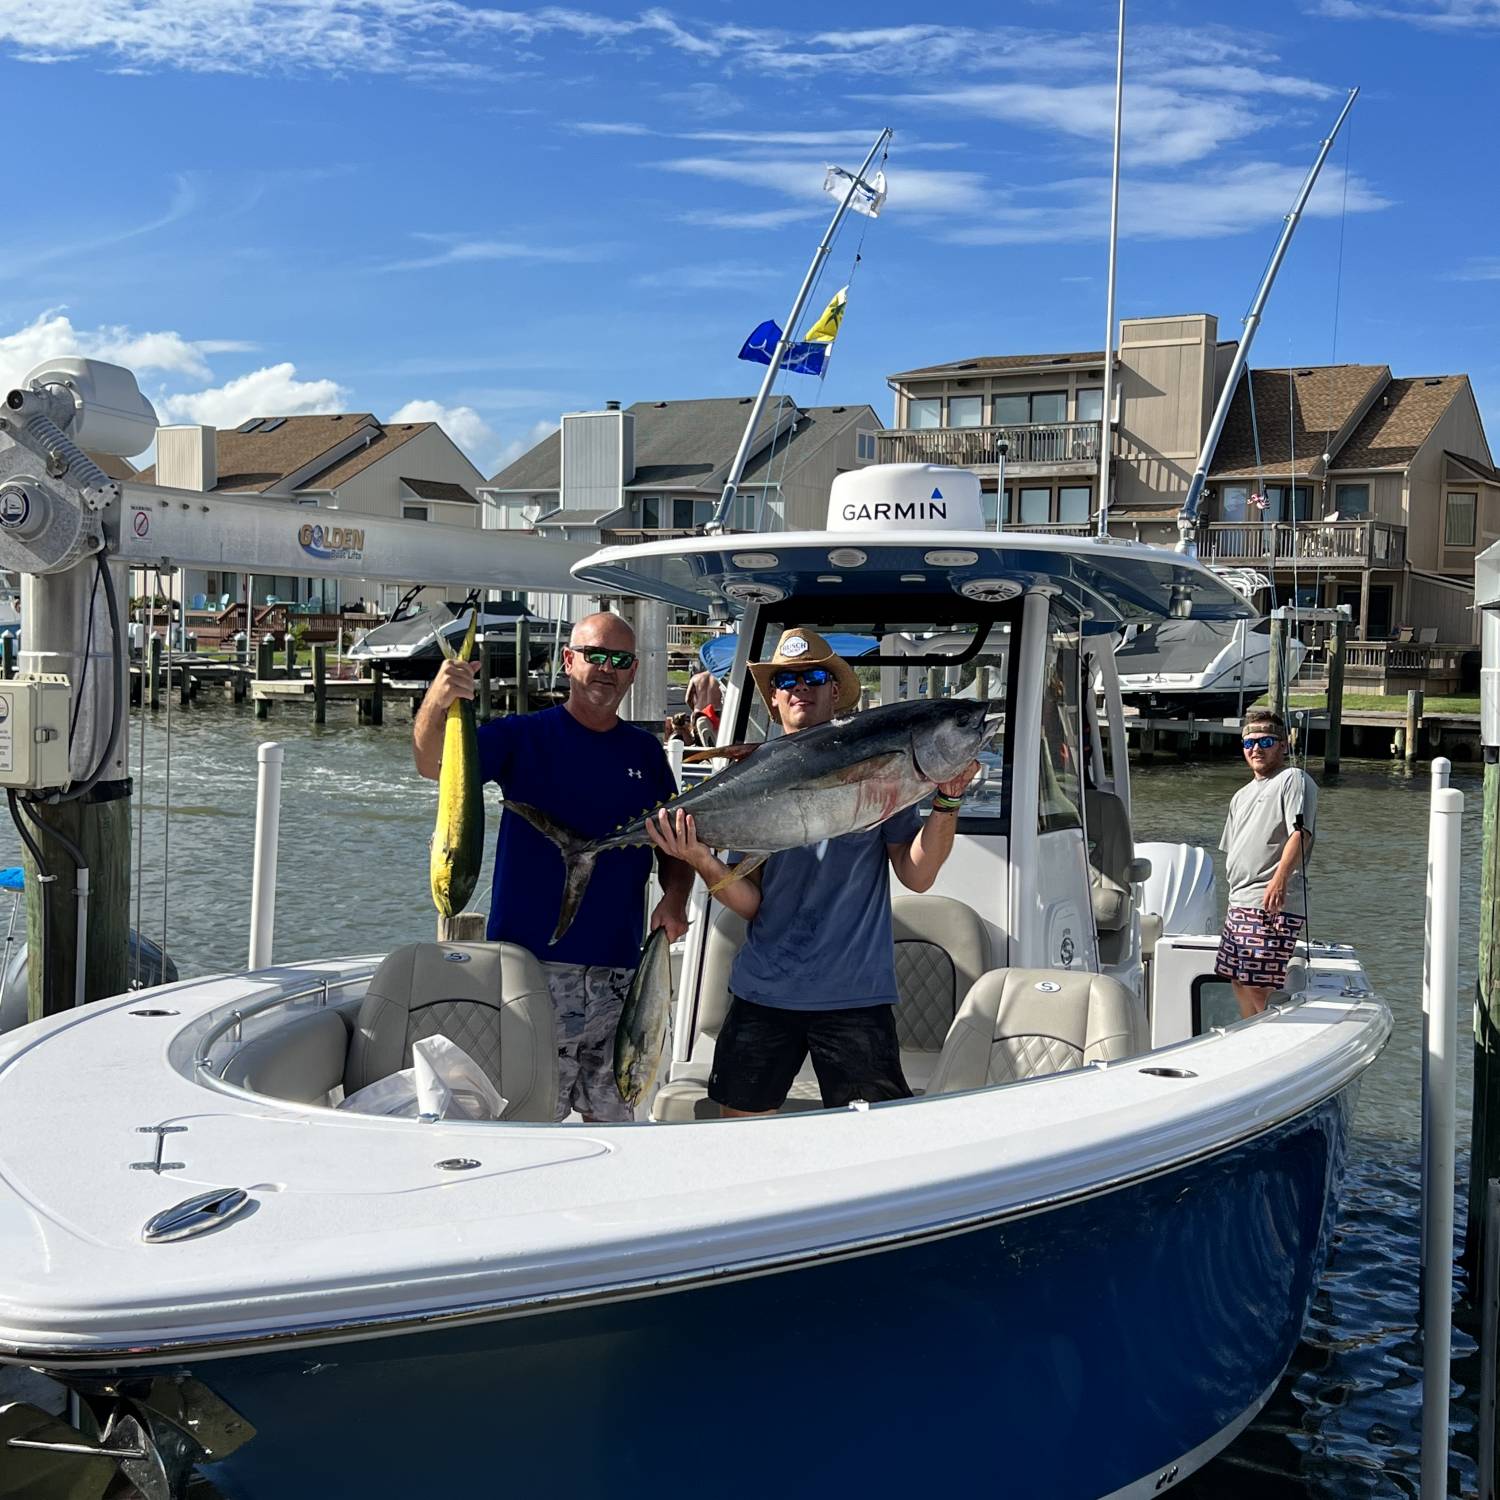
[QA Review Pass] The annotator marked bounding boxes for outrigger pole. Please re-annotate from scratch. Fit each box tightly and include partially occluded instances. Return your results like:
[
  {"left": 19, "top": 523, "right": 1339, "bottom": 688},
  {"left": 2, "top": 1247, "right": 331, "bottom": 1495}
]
[
  {"left": 705, "top": 126, "right": 892, "bottom": 536},
  {"left": 1095, "top": 0, "right": 1125, "bottom": 539},
  {"left": 1174, "top": 87, "right": 1359, "bottom": 559}
]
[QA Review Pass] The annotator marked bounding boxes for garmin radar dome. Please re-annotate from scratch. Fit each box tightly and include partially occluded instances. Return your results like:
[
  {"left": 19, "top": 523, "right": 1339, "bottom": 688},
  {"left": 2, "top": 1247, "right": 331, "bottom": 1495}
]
[{"left": 827, "top": 464, "right": 983, "bottom": 533}]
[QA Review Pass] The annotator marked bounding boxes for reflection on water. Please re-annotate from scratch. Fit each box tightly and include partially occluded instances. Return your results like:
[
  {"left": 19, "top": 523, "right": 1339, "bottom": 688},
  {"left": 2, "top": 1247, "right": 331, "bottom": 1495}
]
[{"left": 0, "top": 709, "right": 1483, "bottom": 1496}]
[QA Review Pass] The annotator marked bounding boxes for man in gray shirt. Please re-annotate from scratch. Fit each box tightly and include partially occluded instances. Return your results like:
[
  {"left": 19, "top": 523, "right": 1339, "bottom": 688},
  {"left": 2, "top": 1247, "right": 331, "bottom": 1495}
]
[{"left": 1216, "top": 709, "right": 1317, "bottom": 1018}]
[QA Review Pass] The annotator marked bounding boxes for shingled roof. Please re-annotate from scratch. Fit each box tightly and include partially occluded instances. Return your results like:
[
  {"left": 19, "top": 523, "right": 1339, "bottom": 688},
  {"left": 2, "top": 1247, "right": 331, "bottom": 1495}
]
[
  {"left": 400, "top": 475, "right": 476, "bottom": 504},
  {"left": 136, "top": 415, "right": 432, "bottom": 493},
  {"left": 1330, "top": 377, "right": 1467, "bottom": 471},
  {"left": 887, "top": 351, "right": 1107, "bottom": 382},
  {"left": 1207, "top": 365, "right": 1389, "bottom": 480}
]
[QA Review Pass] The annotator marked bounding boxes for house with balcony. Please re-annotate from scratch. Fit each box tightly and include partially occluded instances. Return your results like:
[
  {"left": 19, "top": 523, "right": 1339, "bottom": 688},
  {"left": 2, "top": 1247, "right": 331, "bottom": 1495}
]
[
  {"left": 481, "top": 395, "right": 880, "bottom": 621},
  {"left": 884, "top": 314, "right": 1497, "bottom": 650}
]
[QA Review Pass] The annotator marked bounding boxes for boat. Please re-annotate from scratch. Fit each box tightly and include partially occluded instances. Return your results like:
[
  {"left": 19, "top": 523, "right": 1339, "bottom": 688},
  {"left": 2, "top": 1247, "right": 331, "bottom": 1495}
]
[
  {"left": 345, "top": 598, "right": 569, "bottom": 680},
  {"left": 0, "top": 463, "right": 1390, "bottom": 1499},
  {"left": 1115, "top": 616, "right": 1308, "bottom": 719}
]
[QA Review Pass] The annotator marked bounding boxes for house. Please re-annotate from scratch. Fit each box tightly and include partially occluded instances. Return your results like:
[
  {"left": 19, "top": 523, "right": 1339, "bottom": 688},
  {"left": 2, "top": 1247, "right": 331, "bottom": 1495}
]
[
  {"left": 481, "top": 395, "right": 881, "bottom": 621},
  {"left": 134, "top": 415, "right": 487, "bottom": 615},
  {"left": 884, "top": 313, "right": 1497, "bottom": 643}
]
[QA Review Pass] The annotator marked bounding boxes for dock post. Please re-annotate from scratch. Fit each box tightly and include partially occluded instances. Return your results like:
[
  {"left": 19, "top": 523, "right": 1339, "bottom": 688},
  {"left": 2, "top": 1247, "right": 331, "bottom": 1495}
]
[
  {"left": 478, "top": 636, "right": 493, "bottom": 723},
  {"left": 255, "top": 637, "right": 273, "bottom": 721},
  {"left": 516, "top": 617, "right": 530, "bottom": 716},
  {"left": 233, "top": 667, "right": 246, "bottom": 705},
  {"left": 284, "top": 629, "right": 296, "bottom": 679},
  {"left": 1407, "top": 689, "right": 1425, "bottom": 768},
  {"left": 1268, "top": 613, "right": 1288, "bottom": 723},
  {"left": 1420, "top": 782, "right": 1462, "bottom": 1500},
  {"left": 1, "top": 634, "right": 13, "bottom": 679},
  {"left": 312, "top": 644, "right": 327, "bottom": 725},
  {"left": 1324, "top": 619, "right": 1347, "bottom": 776},
  {"left": 179, "top": 659, "right": 191, "bottom": 708},
  {"left": 148, "top": 633, "right": 162, "bottom": 710},
  {"left": 370, "top": 661, "right": 385, "bottom": 726},
  {"left": 926, "top": 667, "right": 941, "bottom": 701},
  {"left": 439, "top": 912, "right": 487, "bottom": 942}
]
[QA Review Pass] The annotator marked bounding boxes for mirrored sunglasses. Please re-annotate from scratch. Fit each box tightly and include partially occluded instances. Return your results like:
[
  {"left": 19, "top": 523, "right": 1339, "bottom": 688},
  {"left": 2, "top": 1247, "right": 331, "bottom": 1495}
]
[
  {"left": 575, "top": 647, "right": 637, "bottom": 669},
  {"left": 1242, "top": 734, "right": 1280, "bottom": 750},
  {"left": 771, "top": 666, "right": 833, "bottom": 691}
]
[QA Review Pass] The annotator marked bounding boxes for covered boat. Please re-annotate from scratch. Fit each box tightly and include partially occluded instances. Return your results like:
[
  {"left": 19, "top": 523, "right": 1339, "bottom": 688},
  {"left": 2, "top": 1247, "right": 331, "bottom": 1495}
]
[{"left": 0, "top": 464, "right": 1388, "bottom": 1499}]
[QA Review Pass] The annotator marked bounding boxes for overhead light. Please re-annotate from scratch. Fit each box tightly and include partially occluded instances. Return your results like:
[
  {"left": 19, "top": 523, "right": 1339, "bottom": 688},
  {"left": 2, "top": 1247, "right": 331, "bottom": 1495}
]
[
  {"left": 900, "top": 573, "right": 926, "bottom": 583},
  {"left": 827, "top": 547, "right": 867, "bottom": 567},
  {"left": 817, "top": 574, "right": 843, "bottom": 584},
  {"left": 731, "top": 552, "right": 778, "bottom": 569},
  {"left": 925, "top": 549, "right": 978, "bottom": 567}
]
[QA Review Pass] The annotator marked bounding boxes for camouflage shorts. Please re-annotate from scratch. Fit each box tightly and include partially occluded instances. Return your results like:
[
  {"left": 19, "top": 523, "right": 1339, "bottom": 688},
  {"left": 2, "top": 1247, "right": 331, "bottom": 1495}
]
[{"left": 541, "top": 961, "right": 635, "bottom": 1122}]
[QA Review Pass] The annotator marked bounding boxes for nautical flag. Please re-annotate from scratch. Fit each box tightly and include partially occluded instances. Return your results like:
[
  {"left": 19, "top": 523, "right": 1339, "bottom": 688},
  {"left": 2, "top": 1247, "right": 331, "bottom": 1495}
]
[
  {"left": 802, "top": 286, "right": 847, "bottom": 345},
  {"left": 824, "top": 164, "right": 887, "bottom": 218},
  {"left": 737, "top": 286, "right": 849, "bottom": 378}
]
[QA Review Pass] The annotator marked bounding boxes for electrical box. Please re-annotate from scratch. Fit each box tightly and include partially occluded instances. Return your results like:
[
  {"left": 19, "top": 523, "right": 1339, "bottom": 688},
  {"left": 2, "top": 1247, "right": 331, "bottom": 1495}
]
[{"left": 0, "top": 675, "right": 72, "bottom": 790}]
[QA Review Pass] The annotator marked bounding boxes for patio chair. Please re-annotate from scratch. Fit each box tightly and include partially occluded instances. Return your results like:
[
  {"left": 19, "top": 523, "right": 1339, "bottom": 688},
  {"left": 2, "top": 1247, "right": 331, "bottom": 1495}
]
[
  {"left": 1418, "top": 627, "right": 1438, "bottom": 645},
  {"left": 1394, "top": 625, "right": 1414, "bottom": 644},
  {"left": 190, "top": 593, "right": 207, "bottom": 611}
]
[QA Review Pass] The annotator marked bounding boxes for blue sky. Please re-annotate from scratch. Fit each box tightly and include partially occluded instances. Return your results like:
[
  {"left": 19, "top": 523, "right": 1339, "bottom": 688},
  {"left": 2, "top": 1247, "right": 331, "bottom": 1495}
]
[{"left": 0, "top": 0, "right": 1495, "bottom": 477}]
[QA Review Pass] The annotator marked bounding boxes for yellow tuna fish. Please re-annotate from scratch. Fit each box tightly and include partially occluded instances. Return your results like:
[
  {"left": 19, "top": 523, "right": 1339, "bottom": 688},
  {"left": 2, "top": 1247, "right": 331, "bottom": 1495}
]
[{"left": 429, "top": 610, "right": 484, "bottom": 921}]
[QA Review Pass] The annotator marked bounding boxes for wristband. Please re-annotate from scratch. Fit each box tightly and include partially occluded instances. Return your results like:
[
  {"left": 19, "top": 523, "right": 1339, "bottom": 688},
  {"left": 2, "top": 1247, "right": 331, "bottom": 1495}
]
[{"left": 931, "top": 794, "right": 963, "bottom": 813}]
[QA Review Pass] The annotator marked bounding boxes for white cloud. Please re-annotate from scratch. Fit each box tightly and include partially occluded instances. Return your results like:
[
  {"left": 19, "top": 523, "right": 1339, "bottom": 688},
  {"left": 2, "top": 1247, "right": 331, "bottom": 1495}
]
[
  {"left": 631, "top": 260, "right": 781, "bottom": 291},
  {"left": 1310, "top": 0, "right": 1500, "bottom": 26},
  {"left": 389, "top": 399, "right": 498, "bottom": 464},
  {"left": 159, "top": 362, "right": 347, "bottom": 427},
  {"left": 376, "top": 234, "right": 600, "bottom": 272},
  {"left": 491, "top": 419, "right": 558, "bottom": 477},
  {"left": 658, "top": 155, "right": 990, "bottom": 216},
  {"left": 1447, "top": 257, "right": 1500, "bottom": 281}
]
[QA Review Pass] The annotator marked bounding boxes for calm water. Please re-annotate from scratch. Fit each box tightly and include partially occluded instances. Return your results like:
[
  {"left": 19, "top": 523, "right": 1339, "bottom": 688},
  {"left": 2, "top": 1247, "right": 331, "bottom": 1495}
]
[{"left": 0, "top": 701, "right": 1485, "bottom": 1496}]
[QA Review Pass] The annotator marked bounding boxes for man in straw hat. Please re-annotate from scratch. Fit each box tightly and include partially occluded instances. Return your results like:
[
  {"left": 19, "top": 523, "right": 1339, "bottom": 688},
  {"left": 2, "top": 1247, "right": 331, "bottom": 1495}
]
[{"left": 647, "top": 626, "right": 978, "bottom": 1116}]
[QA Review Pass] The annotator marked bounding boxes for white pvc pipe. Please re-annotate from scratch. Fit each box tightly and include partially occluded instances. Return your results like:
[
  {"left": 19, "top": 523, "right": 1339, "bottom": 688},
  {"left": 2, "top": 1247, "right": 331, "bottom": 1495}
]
[
  {"left": 1421, "top": 757, "right": 1452, "bottom": 1272},
  {"left": 1420, "top": 782, "right": 1462, "bottom": 1500},
  {"left": 247, "top": 742, "right": 284, "bottom": 971},
  {"left": 666, "top": 736, "right": 684, "bottom": 792},
  {"left": 73, "top": 866, "right": 88, "bottom": 1012}
]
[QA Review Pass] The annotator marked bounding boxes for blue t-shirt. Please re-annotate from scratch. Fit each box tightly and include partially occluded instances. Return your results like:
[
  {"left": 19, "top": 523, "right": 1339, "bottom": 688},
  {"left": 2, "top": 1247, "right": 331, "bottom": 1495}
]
[
  {"left": 477, "top": 706, "right": 678, "bottom": 968},
  {"left": 727, "top": 804, "right": 923, "bottom": 1011}
]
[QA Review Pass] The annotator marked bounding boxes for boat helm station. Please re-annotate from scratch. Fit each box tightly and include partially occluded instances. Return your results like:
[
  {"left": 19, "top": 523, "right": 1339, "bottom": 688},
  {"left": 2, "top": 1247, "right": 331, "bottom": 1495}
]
[{"left": 0, "top": 378, "right": 1391, "bottom": 1500}]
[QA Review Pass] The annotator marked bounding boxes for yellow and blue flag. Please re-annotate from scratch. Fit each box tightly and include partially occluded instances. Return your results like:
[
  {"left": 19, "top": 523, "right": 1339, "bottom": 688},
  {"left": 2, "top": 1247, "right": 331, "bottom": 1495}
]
[{"left": 737, "top": 286, "right": 848, "bottom": 377}]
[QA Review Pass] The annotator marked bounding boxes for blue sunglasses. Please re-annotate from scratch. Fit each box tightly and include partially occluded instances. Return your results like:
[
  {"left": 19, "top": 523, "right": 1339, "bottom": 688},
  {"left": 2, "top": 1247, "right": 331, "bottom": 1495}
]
[
  {"left": 1242, "top": 735, "right": 1281, "bottom": 750},
  {"left": 770, "top": 666, "right": 833, "bottom": 691}
]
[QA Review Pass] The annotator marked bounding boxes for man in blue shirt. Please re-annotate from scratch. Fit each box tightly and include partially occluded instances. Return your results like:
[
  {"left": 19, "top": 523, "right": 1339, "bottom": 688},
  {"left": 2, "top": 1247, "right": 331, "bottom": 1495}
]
[
  {"left": 415, "top": 611, "right": 691, "bottom": 1121},
  {"left": 647, "top": 627, "right": 978, "bottom": 1116}
]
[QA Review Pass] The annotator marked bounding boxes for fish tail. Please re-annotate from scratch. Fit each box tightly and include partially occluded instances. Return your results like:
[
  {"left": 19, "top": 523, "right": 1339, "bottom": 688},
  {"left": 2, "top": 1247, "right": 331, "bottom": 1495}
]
[{"left": 505, "top": 801, "right": 599, "bottom": 943}]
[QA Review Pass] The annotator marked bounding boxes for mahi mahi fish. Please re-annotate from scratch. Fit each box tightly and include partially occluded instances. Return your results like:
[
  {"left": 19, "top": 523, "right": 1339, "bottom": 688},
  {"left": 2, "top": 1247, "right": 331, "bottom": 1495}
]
[
  {"left": 614, "top": 925, "right": 673, "bottom": 1109},
  {"left": 508, "top": 696, "right": 994, "bottom": 943},
  {"left": 429, "top": 610, "right": 484, "bottom": 921}
]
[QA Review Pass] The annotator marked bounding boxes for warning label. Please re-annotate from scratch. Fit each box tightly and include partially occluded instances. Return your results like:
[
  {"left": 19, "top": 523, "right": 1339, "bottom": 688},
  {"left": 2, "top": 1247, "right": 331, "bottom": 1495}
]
[{"left": 0, "top": 692, "right": 11, "bottom": 775}]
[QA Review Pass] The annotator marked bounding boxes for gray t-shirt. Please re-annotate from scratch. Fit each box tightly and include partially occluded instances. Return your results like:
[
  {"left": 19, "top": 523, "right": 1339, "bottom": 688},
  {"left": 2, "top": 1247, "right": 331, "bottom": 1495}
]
[{"left": 1219, "top": 766, "right": 1317, "bottom": 915}]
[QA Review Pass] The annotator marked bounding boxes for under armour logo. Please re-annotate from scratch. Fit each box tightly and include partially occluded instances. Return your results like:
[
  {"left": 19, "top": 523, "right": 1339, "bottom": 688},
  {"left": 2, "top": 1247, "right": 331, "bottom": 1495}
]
[{"left": 627, "top": 768, "right": 642, "bottom": 779}]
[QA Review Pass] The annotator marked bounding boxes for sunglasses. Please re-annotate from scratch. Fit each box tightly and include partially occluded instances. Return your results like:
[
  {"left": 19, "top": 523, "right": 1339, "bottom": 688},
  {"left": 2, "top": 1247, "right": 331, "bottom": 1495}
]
[
  {"left": 770, "top": 666, "right": 833, "bottom": 691},
  {"left": 1242, "top": 735, "right": 1281, "bottom": 750},
  {"left": 573, "top": 647, "right": 637, "bottom": 670}
]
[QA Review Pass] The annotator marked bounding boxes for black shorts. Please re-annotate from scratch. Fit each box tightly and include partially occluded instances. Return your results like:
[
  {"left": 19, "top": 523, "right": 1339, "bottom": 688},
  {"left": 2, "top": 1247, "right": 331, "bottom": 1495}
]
[{"left": 708, "top": 996, "right": 912, "bottom": 1113}]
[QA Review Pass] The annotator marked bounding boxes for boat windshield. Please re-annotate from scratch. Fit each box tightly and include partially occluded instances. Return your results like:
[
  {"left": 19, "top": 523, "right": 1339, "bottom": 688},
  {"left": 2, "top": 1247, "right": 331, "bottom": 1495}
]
[
  {"left": 357, "top": 603, "right": 452, "bottom": 649},
  {"left": 743, "top": 612, "right": 1012, "bottom": 825}
]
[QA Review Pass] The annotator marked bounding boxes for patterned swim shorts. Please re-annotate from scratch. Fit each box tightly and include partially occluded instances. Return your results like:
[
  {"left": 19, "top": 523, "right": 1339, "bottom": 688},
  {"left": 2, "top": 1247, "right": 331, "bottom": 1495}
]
[
  {"left": 541, "top": 961, "right": 635, "bottom": 1122},
  {"left": 1215, "top": 906, "right": 1305, "bottom": 988}
]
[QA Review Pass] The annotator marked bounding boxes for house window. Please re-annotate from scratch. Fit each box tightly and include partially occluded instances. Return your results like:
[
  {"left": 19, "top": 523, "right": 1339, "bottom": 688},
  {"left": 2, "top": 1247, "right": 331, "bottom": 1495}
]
[
  {"left": 855, "top": 429, "right": 879, "bottom": 462},
  {"left": 1265, "top": 485, "right": 1313, "bottom": 523},
  {"left": 1019, "top": 487, "right": 1051, "bottom": 525},
  {"left": 1076, "top": 388, "right": 1104, "bottom": 423},
  {"left": 1334, "top": 483, "right": 1370, "bottom": 517},
  {"left": 1030, "top": 391, "right": 1067, "bottom": 425},
  {"left": 909, "top": 397, "right": 940, "bottom": 430},
  {"left": 1221, "top": 486, "right": 1250, "bottom": 523},
  {"left": 993, "top": 393, "right": 1030, "bottom": 425},
  {"left": 1058, "top": 486, "right": 1091, "bottom": 524},
  {"left": 402, "top": 504, "right": 429, "bottom": 522},
  {"left": 949, "top": 395, "right": 983, "bottom": 428},
  {"left": 1445, "top": 491, "right": 1477, "bottom": 547},
  {"left": 640, "top": 496, "right": 661, "bottom": 529},
  {"left": 982, "top": 491, "right": 1000, "bottom": 528}
]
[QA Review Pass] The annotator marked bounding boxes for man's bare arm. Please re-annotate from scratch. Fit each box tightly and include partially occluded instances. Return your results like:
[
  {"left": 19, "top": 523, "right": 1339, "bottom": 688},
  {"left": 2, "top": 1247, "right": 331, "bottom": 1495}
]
[{"left": 413, "top": 660, "right": 478, "bottom": 780}]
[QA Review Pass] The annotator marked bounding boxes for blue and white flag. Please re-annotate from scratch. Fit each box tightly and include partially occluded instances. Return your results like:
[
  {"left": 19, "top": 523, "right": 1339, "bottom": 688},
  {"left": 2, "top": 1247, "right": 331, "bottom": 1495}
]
[{"left": 737, "top": 286, "right": 848, "bottom": 377}]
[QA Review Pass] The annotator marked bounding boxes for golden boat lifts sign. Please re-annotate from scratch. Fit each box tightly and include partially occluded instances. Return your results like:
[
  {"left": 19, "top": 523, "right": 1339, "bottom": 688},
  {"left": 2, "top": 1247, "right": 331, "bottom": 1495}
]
[
  {"left": 826, "top": 463, "right": 984, "bottom": 532},
  {"left": 298, "top": 522, "right": 365, "bottom": 563}
]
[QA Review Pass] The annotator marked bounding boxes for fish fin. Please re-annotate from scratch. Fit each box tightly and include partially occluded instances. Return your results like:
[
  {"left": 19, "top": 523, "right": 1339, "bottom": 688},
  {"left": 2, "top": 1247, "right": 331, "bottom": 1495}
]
[
  {"left": 505, "top": 800, "right": 598, "bottom": 943},
  {"left": 457, "top": 608, "right": 479, "bottom": 664},
  {"left": 708, "top": 852, "right": 768, "bottom": 894}
]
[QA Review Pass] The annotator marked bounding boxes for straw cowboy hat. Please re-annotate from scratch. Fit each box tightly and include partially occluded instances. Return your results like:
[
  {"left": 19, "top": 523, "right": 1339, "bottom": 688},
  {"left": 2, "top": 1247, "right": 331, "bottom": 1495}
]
[{"left": 749, "top": 626, "right": 862, "bottom": 722}]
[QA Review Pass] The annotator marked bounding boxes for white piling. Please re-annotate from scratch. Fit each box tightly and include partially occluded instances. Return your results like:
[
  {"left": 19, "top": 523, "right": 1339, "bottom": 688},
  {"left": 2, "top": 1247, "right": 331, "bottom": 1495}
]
[
  {"left": 666, "top": 736, "right": 684, "bottom": 792},
  {"left": 247, "top": 742, "right": 284, "bottom": 971},
  {"left": 1421, "top": 758, "right": 1452, "bottom": 1274},
  {"left": 1420, "top": 781, "right": 1462, "bottom": 1500}
]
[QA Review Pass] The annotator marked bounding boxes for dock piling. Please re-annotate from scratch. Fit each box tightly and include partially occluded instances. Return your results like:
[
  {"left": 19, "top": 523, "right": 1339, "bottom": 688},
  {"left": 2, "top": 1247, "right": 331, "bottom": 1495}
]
[
  {"left": 255, "top": 638, "right": 273, "bottom": 720},
  {"left": 478, "top": 636, "right": 493, "bottom": 723},
  {"left": 283, "top": 630, "right": 296, "bottom": 678},
  {"left": 371, "top": 662, "right": 384, "bottom": 726},
  {"left": 1324, "top": 619, "right": 1347, "bottom": 776},
  {"left": 1268, "top": 614, "right": 1288, "bottom": 724},
  {"left": 516, "top": 618, "right": 530, "bottom": 716},
  {"left": 1, "top": 634, "right": 13, "bottom": 679},
  {"left": 1407, "top": 690, "right": 1425, "bottom": 768},
  {"left": 439, "top": 912, "right": 487, "bottom": 942},
  {"left": 148, "top": 634, "right": 162, "bottom": 710},
  {"left": 312, "top": 644, "right": 327, "bottom": 725}
]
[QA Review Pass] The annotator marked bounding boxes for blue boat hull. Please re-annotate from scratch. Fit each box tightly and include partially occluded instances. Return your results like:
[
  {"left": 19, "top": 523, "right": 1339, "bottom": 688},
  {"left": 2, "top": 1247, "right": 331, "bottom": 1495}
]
[{"left": 164, "top": 1091, "right": 1350, "bottom": 1498}]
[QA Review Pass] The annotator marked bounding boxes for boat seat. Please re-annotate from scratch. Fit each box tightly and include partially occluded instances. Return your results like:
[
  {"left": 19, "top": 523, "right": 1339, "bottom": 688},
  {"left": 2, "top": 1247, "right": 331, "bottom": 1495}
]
[
  {"left": 1085, "top": 788, "right": 1150, "bottom": 966},
  {"left": 650, "top": 893, "right": 991, "bottom": 1121},
  {"left": 926, "top": 968, "right": 1147, "bottom": 1095},
  {"left": 221, "top": 1008, "right": 353, "bottom": 1103},
  {"left": 343, "top": 942, "right": 557, "bottom": 1122}
]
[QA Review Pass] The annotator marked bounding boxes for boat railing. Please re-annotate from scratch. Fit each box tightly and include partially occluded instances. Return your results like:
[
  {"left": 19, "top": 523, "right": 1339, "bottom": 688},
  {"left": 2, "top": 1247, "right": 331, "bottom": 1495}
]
[{"left": 192, "top": 966, "right": 378, "bottom": 1078}]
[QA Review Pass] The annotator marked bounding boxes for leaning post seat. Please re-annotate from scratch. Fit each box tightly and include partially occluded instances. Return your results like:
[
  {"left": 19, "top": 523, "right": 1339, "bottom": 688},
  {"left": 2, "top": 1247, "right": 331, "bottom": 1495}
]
[
  {"left": 344, "top": 942, "right": 558, "bottom": 1122},
  {"left": 926, "top": 968, "right": 1148, "bottom": 1095}
]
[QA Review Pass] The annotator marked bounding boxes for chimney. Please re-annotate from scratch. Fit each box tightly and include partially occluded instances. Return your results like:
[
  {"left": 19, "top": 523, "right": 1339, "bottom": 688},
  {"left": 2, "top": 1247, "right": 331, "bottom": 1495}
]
[
  {"left": 156, "top": 425, "right": 218, "bottom": 492},
  {"left": 605, "top": 400, "right": 621, "bottom": 411}
]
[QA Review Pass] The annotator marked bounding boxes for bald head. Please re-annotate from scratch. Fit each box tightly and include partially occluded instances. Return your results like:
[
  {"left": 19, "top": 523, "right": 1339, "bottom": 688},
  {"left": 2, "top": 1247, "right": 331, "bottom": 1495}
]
[{"left": 570, "top": 611, "right": 635, "bottom": 650}]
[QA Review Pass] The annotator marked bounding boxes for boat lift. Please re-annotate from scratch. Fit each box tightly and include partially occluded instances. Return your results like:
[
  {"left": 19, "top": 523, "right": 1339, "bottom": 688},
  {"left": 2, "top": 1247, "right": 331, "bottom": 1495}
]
[{"left": 0, "top": 357, "right": 590, "bottom": 1019}]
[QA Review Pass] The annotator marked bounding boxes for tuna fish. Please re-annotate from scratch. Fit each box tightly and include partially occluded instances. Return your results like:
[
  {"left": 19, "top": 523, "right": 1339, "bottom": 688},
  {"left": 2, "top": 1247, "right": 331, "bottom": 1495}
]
[
  {"left": 614, "top": 926, "right": 673, "bottom": 1109},
  {"left": 429, "top": 610, "right": 484, "bottom": 922},
  {"left": 509, "top": 697, "right": 994, "bottom": 942}
]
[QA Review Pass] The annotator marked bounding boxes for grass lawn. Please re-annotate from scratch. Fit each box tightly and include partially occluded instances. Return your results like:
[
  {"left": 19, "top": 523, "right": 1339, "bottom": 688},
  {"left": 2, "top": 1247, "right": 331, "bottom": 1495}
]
[{"left": 1287, "top": 692, "right": 1479, "bottom": 715}]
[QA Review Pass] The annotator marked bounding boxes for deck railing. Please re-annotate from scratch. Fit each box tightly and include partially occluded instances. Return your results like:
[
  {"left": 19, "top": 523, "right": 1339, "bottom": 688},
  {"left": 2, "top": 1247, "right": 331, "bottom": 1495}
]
[
  {"left": 877, "top": 422, "right": 1102, "bottom": 468},
  {"left": 1202, "top": 520, "right": 1407, "bottom": 568}
]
